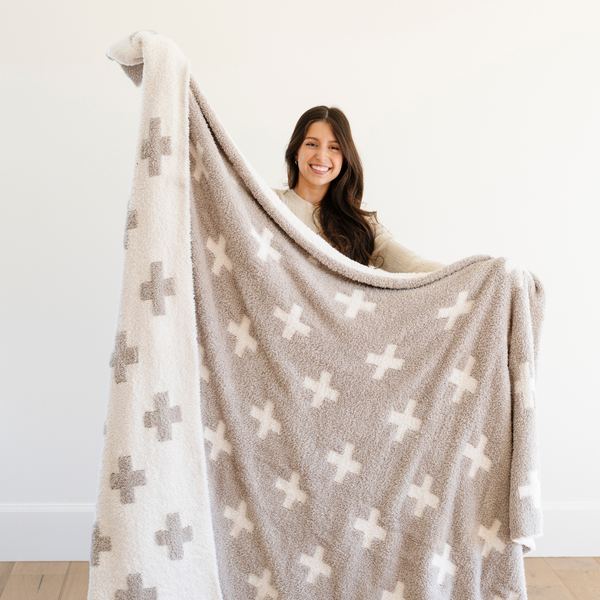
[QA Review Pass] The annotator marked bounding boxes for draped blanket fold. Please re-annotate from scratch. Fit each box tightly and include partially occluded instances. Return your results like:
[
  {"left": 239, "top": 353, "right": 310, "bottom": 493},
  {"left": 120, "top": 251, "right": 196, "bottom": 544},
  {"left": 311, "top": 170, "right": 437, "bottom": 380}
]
[{"left": 88, "top": 31, "right": 545, "bottom": 600}]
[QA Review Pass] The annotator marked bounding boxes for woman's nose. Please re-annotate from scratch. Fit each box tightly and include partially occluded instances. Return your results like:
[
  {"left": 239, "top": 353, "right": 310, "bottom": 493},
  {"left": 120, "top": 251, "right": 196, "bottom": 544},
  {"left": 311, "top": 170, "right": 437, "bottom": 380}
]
[{"left": 315, "top": 148, "right": 329, "bottom": 162}]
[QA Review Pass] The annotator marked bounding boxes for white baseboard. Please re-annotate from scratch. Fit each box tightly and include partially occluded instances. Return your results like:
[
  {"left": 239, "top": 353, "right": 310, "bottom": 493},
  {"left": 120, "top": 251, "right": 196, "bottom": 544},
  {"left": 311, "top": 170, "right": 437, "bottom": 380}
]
[
  {"left": 0, "top": 504, "right": 95, "bottom": 562},
  {"left": 536, "top": 502, "right": 600, "bottom": 556},
  {"left": 0, "top": 502, "right": 598, "bottom": 561}
]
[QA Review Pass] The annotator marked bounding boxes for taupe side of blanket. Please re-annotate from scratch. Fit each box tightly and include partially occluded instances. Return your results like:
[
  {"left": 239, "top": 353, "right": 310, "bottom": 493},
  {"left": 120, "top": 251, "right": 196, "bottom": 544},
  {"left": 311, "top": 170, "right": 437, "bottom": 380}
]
[{"left": 187, "top": 77, "right": 545, "bottom": 600}]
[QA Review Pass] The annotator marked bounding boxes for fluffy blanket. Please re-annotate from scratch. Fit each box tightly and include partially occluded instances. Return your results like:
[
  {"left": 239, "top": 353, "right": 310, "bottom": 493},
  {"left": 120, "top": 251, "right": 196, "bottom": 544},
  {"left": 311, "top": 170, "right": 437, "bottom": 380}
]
[{"left": 88, "top": 31, "right": 545, "bottom": 600}]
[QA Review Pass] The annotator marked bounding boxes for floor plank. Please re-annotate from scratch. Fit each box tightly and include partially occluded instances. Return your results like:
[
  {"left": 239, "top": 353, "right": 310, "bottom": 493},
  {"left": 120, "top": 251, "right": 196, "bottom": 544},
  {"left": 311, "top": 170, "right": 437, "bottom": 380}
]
[
  {"left": 524, "top": 558, "right": 578, "bottom": 599},
  {"left": 0, "top": 564, "right": 15, "bottom": 598},
  {"left": 60, "top": 562, "right": 90, "bottom": 600},
  {"left": 545, "top": 557, "right": 600, "bottom": 600},
  {"left": 0, "top": 573, "right": 65, "bottom": 600},
  {"left": 11, "top": 562, "right": 69, "bottom": 575},
  {"left": 1, "top": 563, "right": 70, "bottom": 600}
]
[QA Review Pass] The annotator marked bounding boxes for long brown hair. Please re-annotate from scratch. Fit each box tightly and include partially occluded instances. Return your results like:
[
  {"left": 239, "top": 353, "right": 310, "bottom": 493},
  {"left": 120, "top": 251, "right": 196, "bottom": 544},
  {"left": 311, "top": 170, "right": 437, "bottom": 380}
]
[{"left": 284, "top": 106, "right": 383, "bottom": 267}]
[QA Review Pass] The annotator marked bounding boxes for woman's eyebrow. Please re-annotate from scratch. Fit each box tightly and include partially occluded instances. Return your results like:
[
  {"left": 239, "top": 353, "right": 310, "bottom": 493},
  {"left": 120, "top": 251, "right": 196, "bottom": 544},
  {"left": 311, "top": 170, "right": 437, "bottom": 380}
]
[{"left": 305, "top": 136, "right": 340, "bottom": 143}]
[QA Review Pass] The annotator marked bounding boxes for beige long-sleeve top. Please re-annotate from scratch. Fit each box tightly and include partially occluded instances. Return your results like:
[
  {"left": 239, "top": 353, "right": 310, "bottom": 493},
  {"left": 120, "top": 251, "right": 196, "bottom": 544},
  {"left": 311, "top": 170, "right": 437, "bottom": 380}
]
[{"left": 272, "top": 188, "right": 445, "bottom": 274}]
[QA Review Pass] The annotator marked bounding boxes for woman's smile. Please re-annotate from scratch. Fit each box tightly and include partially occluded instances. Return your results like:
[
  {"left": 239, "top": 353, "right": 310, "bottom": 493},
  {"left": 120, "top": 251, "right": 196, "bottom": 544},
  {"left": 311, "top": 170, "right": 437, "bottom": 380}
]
[{"left": 310, "top": 164, "right": 331, "bottom": 173}]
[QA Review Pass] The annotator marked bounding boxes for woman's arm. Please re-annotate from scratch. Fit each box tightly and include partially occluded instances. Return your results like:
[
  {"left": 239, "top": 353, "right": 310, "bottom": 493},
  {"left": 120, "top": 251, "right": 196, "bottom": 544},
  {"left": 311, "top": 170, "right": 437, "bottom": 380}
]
[{"left": 370, "top": 221, "right": 445, "bottom": 273}]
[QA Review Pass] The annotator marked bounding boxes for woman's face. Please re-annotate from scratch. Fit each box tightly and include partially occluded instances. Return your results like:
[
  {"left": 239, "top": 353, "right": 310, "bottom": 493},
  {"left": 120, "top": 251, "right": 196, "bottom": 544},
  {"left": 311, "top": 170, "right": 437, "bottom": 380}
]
[{"left": 295, "top": 121, "right": 344, "bottom": 191}]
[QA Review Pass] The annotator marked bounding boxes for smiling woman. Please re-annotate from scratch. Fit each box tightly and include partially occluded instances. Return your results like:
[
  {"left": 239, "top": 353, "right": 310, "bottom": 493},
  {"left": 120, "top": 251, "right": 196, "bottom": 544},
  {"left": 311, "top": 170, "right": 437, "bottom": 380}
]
[
  {"left": 273, "top": 106, "right": 445, "bottom": 273},
  {"left": 293, "top": 120, "right": 345, "bottom": 202}
]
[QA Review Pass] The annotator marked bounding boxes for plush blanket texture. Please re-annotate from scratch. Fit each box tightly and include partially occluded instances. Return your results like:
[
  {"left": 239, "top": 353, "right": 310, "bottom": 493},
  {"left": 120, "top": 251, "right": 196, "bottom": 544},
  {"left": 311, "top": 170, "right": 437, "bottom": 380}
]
[{"left": 88, "top": 31, "right": 545, "bottom": 600}]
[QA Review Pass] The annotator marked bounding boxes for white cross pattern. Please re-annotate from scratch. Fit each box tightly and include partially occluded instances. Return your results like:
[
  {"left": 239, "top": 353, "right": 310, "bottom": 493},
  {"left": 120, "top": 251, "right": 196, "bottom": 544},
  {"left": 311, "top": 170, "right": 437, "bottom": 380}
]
[
  {"left": 382, "top": 581, "right": 407, "bottom": 600},
  {"left": 354, "top": 507, "right": 387, "bottom": 549},
  {"left": 519, "top": 470, "right": 542, "bottom": 509},
  {"left": 223, "top": 500, "right": 255, "bottom": 538},
  {"left": 299, "top": 545, "right": 332, "bottom": 584},
  {"left": 275, "top": 471, "right": 308, "bottom": 509},
  {"left": 366, "top": 344, "right": 404, "bottom": 380},
  {"left": 449, "top": 355, "right": 478, "bottom": 403},
  {"left": 204, "top": 420, "right": 232, "bottom": 461},
  {"left": 250, "top": 400, "right": 281, "bottom": 440},
  {"left": 304, "top": 370, "right": 339, "bottom": 408},
  {"left": 228, "top": 315, "right": 258, "bottom": 357},
  {"left": 515, "top": 361, "right": 535, "bottom": 409},
  {"left": 273, "top": 303, "right": 311, "bottom": 340},
  {"left": 478, "top": 518, "right": 507, "bottom": 557},
  {"left": 493, "top": 592, "right": 519, "bottom": 600},
  {"left": 247, "top": 568, "right": 279, "bottom": 599},
  {"left": 190, "top": 141, "right": 209, "bottom": 182},
  {"left": 199, "top": 344, "right": 210, "bottom": 382},
  {"left": 327, "top": 442, "right": 362, "bottom": 483},
  {"left": 437, "top": 291, "right": 474, "bottom": 331},
  {"left": 431, "top": 543, "right": 457, "bottom": 584},
  {"left": 334, "top": 289, "right": 377, "bottom": 318},
  {"left": 389, "top": 400, "right": 422, "bottom": 444},
  {"left": 206, "top": 234, "right": 233, "bottom": 275},
  {"left": 251, "top": 227, "right": 281, "bottom": 262},
  {"left": 463, "top": 434, "right": 492, "bottom": 478},
  {"left": 407, "top": 474, "right": 440, "bottom": 517},
  {"left": 505, "top": 259, "right": 524, "bottom": 288}
]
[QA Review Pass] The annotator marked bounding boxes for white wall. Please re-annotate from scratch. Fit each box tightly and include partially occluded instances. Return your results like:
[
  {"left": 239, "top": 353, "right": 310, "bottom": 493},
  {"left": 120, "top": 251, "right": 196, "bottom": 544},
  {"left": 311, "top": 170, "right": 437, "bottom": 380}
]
[{"left": 1, "top": 0, "right": 598, "bottom": 560}]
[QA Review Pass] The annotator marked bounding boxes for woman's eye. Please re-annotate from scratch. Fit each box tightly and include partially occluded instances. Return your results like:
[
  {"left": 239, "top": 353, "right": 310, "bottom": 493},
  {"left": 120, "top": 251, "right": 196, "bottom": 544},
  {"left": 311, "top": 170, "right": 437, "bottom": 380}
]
[{"left": 304, "top": 142, "right": 339, "bottom": 151}]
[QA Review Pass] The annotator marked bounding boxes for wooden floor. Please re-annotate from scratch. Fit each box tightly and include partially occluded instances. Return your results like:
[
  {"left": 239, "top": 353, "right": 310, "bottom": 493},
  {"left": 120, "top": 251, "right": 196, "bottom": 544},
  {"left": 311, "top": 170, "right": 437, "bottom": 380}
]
[{"left": 0, "top": 558, "right": 599, "bottom": 599}]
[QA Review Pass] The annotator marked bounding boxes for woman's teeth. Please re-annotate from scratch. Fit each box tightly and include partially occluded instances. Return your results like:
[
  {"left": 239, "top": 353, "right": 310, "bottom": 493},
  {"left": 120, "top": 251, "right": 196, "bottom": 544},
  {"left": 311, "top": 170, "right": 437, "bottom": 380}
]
[{"left": 310, "top": 165, "right": 330, "bottom": 172}]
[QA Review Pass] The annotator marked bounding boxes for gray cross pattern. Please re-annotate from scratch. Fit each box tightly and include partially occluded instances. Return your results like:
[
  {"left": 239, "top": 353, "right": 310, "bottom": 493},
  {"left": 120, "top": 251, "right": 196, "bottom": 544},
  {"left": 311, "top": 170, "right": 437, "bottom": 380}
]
[
  {"left": 143, "top": 391, "right": 182, "bottom": 441},
  {"left": 140, "top": 262, "right": 175, "bottom": 316},
  {"left": 141, "top": 117, "right": 171, "bottom": 177},
  {"left": 124, "top": 209, "right": 138, "bottom": 249},
  {"left": 90, "top": 522, "right": 112, "bottom": 567},
  {"left": 155, "top": 512, "right": 193, "bottom": 560},
  {"left": 115, "top": 573, "right": 157, "bottom": 600},
  {"left": 110, "top": 331, "right": 139, "bottom": 384},
  {"left": 110, "top": 456, "right": 147, "bottom": 504}
]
